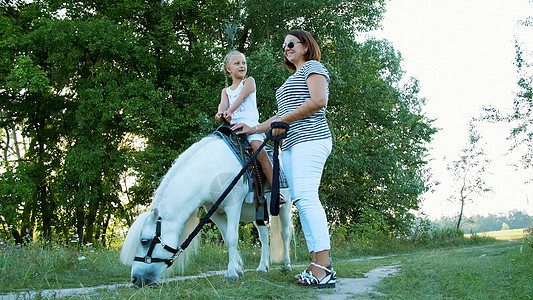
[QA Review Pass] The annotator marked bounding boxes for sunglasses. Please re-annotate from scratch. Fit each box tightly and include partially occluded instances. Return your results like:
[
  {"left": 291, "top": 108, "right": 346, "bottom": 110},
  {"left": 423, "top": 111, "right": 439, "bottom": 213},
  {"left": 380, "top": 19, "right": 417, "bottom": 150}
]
[{"left": 282, "top": 40, "right": 302, "bottom": 50}]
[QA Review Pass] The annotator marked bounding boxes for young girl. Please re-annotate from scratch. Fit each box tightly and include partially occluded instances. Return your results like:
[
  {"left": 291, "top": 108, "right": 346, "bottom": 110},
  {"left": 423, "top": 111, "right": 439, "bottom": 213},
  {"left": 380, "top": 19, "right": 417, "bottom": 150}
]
[{"left": 215, "top": 50, "right": 284, "bottom": 205}]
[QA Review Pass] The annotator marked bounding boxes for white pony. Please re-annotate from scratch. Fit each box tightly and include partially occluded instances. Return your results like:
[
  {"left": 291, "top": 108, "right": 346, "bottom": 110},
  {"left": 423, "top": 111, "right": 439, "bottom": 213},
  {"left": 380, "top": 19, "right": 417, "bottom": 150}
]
[{"left": 120, "top": 135, "right": 292, "bottom": 287}]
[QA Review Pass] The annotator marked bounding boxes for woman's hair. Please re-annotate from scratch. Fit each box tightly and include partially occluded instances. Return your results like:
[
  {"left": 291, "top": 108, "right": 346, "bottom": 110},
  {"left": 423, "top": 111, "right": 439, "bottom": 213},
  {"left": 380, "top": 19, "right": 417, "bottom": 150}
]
[
  {"left": 223, "top": 50, "right": 245, "bottom": 87},
  {"left": 284, "top": 30, "right": 321, "bottom": 72}
]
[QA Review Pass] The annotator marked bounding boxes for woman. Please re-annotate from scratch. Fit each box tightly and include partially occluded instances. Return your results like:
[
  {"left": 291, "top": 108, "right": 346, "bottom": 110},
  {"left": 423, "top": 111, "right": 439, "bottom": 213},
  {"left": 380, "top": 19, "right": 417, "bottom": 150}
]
[{"left": 232, "top": 30, "right": 334, "bottom": 288}]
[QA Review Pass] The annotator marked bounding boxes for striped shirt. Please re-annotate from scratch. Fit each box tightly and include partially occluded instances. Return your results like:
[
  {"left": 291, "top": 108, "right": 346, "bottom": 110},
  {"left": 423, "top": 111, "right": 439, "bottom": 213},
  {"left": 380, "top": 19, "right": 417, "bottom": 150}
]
[{"left": 276, "top": 60, "right": 331, "bottom": 150}]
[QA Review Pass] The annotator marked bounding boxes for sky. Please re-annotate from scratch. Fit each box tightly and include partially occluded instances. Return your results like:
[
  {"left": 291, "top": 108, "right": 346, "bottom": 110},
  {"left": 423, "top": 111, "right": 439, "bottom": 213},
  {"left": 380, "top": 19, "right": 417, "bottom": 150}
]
[{"left": 365, "top": 0, "right": 533, "bottom": 219}]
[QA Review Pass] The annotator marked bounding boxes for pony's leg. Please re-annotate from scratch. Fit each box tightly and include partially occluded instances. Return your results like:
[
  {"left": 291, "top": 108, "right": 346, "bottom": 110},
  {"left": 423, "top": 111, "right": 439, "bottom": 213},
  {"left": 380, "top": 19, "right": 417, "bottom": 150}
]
[
  {"left": 210, "top": 212, "right": 228, "bottom": 244},
  {"left": 253, "top": 221, "right": 269, "bottom": 273},
  {"left": 210, "top": 211, "right": 243, "bottom": 279},
  {"left": 279, "top": 195, "right": 292, "bottom": 270},
  {"left": 223, "top": 204, "right": 243, "bottom": 279}
]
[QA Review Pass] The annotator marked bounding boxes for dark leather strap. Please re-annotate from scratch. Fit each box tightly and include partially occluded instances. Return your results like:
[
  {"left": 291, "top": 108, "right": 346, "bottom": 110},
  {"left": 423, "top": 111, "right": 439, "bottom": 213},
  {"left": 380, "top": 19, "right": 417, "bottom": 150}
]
[
  {"left": 268, "top": 121, "right": 289, "bottom": 216},
  {"left": 133, "top": 217, "right": 182, "bottom": 268}
]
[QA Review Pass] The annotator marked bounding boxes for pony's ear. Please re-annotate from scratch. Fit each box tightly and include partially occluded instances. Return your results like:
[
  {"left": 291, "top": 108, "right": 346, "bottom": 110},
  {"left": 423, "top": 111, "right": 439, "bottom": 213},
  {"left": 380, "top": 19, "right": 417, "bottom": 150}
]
[{"left": 151, "top": 208, "right": 159, "bottom": 220}]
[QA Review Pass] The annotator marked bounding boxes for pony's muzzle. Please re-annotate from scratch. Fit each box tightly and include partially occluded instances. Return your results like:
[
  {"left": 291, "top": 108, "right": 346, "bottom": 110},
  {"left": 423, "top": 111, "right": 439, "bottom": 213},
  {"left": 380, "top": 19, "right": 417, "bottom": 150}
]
[{"left": 131, "top": 273, "right": 159, "bottom": 288}]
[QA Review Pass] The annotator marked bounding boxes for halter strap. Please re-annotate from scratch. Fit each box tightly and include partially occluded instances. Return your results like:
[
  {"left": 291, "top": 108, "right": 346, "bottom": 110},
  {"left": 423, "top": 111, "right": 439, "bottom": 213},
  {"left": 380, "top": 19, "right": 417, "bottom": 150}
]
[{"left": 133, "top": 217, "right": 183, "bottom": 268}]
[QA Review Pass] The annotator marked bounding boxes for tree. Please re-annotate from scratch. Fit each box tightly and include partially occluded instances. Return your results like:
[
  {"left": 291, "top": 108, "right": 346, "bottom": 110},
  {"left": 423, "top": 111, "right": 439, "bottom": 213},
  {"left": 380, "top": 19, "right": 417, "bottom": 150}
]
[
  {"left": 225, "top": 1, "right": 436, "bottom": 234},
  {"left": 433, "top": 211, "right": 533, "bottom": 232},
  {"left": 509, "top": 40, "right": 533, "bottom": 170},
  {"left": 447, "top": 119, "right": 492, "bottom": 230},
  {"left": 0, "top": 0, "right": 437, "bottom": 243},
  {"left": 0, "top": 3, "right": 67, "bottom": 243},
  {"left": 0, "top": 0, "right": 242, "bottom": 244},
  {"left": 501, "top": 222, "right": 510, "bottom": 231},
  {"left": 321, "top": 37, "right": 437, "bottom": 234},
  {"left": 483, "top": 8, "right": 533, "bottom": 173}
]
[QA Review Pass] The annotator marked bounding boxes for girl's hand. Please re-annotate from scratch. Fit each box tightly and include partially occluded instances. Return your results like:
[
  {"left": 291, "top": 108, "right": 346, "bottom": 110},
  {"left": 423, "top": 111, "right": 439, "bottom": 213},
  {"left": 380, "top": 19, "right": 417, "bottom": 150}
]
[
  {"left": 223, "top": 110, "right": 233, "bottom": 122},
  {"left": 215, "top": 112, "right": 224, "bottom": 122}
]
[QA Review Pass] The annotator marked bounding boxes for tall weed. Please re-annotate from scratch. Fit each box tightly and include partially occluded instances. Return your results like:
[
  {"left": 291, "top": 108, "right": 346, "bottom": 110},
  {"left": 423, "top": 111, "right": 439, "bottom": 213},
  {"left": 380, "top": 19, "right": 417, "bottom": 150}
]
[{"left": 0, "top": 239, "right": 127, "bottom": 292}]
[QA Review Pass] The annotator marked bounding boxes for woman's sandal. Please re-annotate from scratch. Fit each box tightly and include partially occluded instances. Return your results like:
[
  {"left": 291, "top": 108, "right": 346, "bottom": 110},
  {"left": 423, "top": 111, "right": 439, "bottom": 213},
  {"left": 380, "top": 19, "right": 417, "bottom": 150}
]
[
  {"left": 298, "top": 263, "right": 336, "bottom": 288},
  {"left": 279, "top": 194, "right": 286, "bottom": 205},
  {"left": 294, "top": 268, "right": 310, "bottom": 280}
]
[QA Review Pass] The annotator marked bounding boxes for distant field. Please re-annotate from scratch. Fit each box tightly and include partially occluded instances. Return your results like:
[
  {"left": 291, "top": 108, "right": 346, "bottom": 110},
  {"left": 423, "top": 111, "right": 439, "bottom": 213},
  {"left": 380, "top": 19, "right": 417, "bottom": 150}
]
[{"left": 465, "top": 228, "right": 529, "bottom": 240}]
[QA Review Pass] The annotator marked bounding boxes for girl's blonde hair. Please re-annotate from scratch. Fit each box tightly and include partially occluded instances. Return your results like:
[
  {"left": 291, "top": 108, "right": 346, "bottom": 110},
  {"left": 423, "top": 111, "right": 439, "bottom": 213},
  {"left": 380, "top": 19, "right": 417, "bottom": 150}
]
[{"left": 223, "top": 50, "right": 245, "bottom": 87}]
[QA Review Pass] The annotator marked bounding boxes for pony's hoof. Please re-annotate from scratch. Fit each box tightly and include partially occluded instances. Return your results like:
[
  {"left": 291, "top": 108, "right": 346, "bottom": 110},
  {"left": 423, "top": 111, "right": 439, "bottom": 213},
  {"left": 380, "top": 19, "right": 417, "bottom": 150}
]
[
  {"left": 256, "top": 268, "right": 268, "bottom": 273},
  {"left": 281, "top": 263, "right": 292, "bottom": 271},
  {"left": 225, "top": 271, "right": 240, "bottom": 279}
]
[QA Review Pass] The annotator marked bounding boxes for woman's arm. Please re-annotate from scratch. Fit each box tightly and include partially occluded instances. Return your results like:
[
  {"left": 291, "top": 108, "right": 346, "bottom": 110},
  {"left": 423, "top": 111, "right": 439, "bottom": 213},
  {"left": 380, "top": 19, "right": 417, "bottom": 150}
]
[
  {"left": 232, "top": 114, "right": 278, "bottom": 135},
  {"left": 278, "top": 74, "right": 328, "bottom": 124},
  {"left": 232, "top": 73, "right": 328, "bottom": 136}
]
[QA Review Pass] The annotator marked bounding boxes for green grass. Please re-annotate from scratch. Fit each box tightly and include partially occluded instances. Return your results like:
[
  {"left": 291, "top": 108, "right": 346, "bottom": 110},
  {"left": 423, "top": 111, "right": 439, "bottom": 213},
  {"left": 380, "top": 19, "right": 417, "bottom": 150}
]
[
  {"left": 0, "top": 242, "right": 129, "bottom": 293},
  {"left": 465, "top": 228, "right": 529, "bottom": 241},
  {"left": 376, "top": 241, "right": 533, "bottom": 299},
  {"left": 70, "top": 269, "right": 318, "bottom": 299},
  {"left": 1, "top": 231, "right": 532, "bottom": 299}
]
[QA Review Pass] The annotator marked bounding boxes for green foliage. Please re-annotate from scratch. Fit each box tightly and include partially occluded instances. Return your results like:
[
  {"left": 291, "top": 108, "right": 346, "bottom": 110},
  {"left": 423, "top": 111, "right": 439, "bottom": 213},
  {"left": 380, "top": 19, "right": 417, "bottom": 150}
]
[
  {"left": 483, "top": 14, "right": 533, "bottom": 170},
  {"left": 0, "top": 225, "right": 500, "bottom": 295},
  {"left": 510, "top": 40, "right": 533, "bottom": 169},
  {"left": 323, "top": 38, "right": 437, "bottom": 234},
  {"left": 434, "top": 210, "right": 533, "bottom": 233},
  {"left": 501, "top": 222, "right": 511, "bottom": 231},
  {"left": 0, "top": 0, "right": 436, "bottom": 243},
  {"left": 524, "top": 225, "right": 532, "bottom": 247},
  {"left": 447, "top": 119, "right": 492, "bottom": 230}
]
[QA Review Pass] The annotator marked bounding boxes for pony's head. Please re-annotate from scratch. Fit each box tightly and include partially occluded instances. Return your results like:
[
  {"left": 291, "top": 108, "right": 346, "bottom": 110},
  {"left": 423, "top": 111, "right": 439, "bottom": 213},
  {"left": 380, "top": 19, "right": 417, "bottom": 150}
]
[{"left": 120, "top": 208, "right": 192, "bottom": 287}]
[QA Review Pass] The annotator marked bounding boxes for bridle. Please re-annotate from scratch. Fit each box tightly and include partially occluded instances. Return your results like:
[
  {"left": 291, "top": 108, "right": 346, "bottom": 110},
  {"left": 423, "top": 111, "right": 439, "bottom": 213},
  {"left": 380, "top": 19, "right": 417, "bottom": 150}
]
[{"left": 133, "top": 217, "right": 183, "bottom": 268}]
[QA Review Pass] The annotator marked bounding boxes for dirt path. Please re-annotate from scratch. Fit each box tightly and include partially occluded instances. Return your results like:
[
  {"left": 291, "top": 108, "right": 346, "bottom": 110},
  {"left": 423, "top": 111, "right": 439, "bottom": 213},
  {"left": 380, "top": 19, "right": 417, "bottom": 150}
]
[
  {"left": 0, "top": 257, "right": 400, "bottom": 299},
  {"left": 317, "top": 264, "right": 400, "bottom": 299}
]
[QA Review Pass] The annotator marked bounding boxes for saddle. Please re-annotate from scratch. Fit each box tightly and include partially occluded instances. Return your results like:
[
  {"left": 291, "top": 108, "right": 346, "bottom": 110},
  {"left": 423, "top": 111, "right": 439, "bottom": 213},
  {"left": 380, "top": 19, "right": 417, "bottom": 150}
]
[{"left": 212, "top": 124, "right": 288, "bottom": 226}]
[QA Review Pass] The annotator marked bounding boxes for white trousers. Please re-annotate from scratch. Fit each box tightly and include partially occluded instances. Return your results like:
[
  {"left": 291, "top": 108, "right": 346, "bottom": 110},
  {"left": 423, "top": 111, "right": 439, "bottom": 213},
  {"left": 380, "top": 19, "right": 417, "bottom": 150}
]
[{"left": 282, "top": 138, "right": 332, "bottom": 253}]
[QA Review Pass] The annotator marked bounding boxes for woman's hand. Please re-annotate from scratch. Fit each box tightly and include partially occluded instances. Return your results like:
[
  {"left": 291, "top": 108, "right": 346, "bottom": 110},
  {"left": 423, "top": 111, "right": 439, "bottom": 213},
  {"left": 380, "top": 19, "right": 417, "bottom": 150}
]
[
  {"left": 271, "top": 119, "right": 288, "bottom": 137},
  {"left": 231, "top": 122, "right": 255, "bottom": 135}
]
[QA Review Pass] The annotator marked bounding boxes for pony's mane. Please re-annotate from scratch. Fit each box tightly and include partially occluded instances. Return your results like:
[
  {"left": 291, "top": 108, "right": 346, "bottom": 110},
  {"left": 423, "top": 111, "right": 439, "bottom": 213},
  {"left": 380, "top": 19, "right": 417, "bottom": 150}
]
[
  {"left": 120, "top": 211, "right": 151, "bottom": 265},
  {"left": 151, "top": 135, "right": 218, "bottom": 208}
]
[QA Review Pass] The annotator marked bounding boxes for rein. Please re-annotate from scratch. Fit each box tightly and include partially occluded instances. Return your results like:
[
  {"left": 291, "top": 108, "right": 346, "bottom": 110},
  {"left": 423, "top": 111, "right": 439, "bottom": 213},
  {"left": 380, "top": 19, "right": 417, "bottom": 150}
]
[{"left": 134, "top": 122, "right": 289, "bottom": 268}]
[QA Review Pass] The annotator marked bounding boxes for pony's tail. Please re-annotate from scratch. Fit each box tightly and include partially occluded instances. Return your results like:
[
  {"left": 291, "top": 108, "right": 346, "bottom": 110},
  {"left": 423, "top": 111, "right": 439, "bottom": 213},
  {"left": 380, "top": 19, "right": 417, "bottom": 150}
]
[
  {"left": 166, "top": 209, "right": 201, "bottom": 276},
  {"left": 269, "top": 215, "right": 285, "bottom": 263}
]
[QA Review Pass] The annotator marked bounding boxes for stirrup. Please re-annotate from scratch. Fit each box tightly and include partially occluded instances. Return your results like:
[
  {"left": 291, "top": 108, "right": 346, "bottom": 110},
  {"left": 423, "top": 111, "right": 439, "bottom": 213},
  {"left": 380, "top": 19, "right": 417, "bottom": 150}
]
[{"left": 298, "top": 263, "right": 336, "bottom": 288}]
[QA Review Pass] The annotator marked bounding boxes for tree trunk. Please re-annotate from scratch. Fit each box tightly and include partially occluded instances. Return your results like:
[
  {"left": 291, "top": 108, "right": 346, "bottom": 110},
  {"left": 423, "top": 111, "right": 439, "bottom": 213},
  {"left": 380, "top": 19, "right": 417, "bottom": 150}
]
[{"left": 456, "top": 198, "right": 465, "bottom": 231}]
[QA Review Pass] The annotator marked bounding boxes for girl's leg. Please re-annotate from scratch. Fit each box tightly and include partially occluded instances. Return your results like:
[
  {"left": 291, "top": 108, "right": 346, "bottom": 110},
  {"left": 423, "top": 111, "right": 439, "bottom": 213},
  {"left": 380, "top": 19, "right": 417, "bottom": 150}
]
[
  {"left": 250, "top": 140, "right": 274, "bottom": 187},
  {"left": 250, "top": 139, "right": 286, "bottom": 205}
]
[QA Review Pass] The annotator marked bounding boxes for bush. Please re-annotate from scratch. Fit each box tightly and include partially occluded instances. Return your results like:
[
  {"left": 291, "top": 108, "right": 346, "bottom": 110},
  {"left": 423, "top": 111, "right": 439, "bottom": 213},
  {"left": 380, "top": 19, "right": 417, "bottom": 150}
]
[
  {"left": 432, "top": 226, "right": 465, "bottom": 239},
  {"left": 524, "top": 225, "right": 533, "bottom": 248}
]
